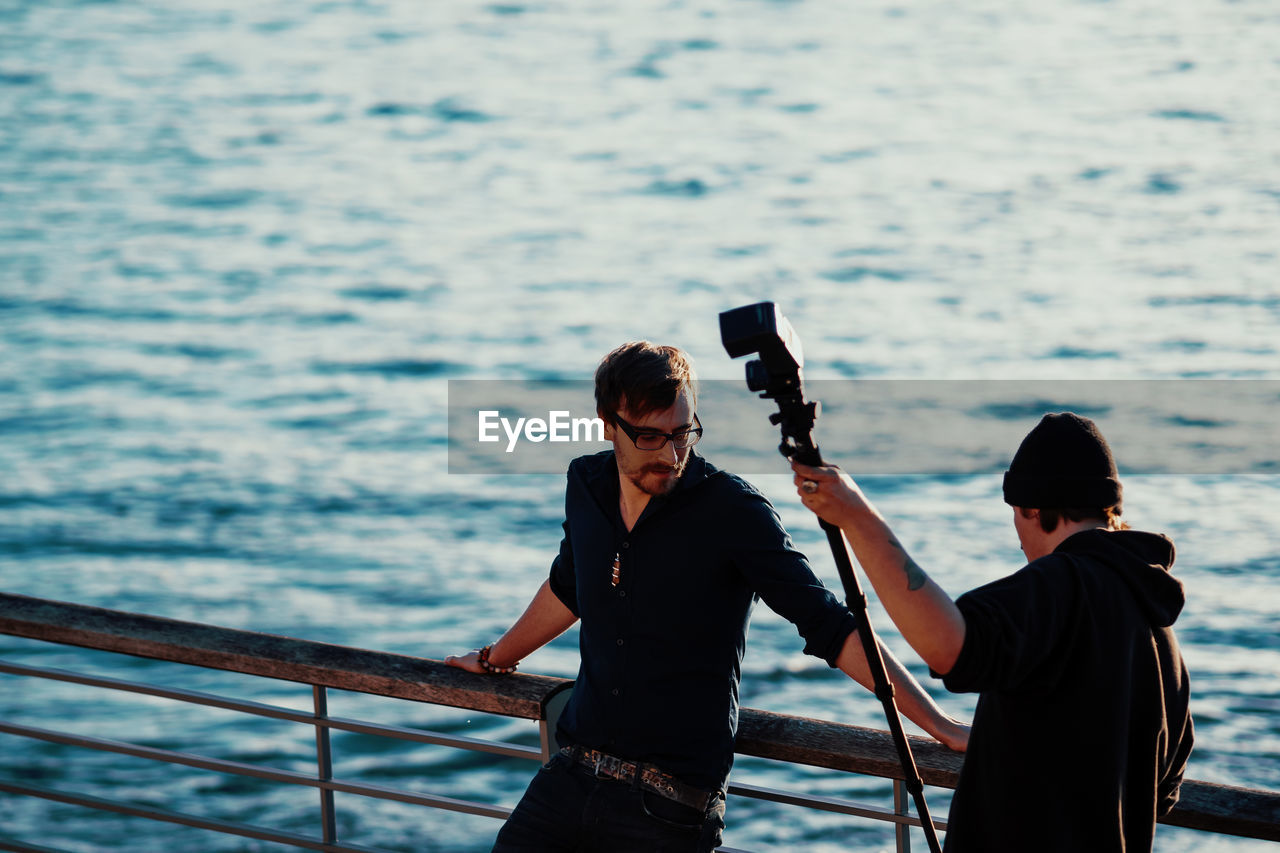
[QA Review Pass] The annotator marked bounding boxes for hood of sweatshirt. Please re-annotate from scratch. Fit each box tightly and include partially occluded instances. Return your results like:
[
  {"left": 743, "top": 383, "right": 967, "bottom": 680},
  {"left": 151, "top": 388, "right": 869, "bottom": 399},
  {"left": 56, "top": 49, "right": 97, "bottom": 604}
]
[{"left": 1056, "top": 528, "right": 1185, "bottom": 627}]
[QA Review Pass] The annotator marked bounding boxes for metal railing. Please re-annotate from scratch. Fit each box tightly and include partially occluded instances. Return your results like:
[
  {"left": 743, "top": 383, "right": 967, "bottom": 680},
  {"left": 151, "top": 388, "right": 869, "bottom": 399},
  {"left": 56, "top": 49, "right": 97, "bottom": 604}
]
[{"left": 1, "top": 593, "right": 1278, "bottom": 852}]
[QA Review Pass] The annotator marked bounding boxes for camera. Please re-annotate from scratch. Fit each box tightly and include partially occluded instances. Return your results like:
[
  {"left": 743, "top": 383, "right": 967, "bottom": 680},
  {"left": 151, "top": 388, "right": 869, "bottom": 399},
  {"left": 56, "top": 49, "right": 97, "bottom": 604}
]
[
  {"left": 719, "top": 301, "right": 820, "bottom": 462},
  {"left": 718, "top": 302, "right": 805, "bottom": 397}
]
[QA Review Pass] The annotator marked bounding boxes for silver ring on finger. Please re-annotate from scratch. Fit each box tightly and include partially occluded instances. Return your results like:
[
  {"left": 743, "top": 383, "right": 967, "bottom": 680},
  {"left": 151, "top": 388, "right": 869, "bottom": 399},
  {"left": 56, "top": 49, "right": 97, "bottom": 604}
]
[{"left": 801, "top": 479, "right": 819, "bottom": 495}]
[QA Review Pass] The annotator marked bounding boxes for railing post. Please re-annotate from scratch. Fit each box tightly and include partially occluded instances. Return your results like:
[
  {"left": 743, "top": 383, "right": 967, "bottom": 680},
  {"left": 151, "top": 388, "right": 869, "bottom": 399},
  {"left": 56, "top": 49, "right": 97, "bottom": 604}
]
[
  {"left": 538, "top": 683, "right": 574, "bottom": 762},
  {"left": 313, "top": 685, "right": 338, "bottom": 844},
  {"left": 894, "top": 778, "right": 911, "bottom": 853}
]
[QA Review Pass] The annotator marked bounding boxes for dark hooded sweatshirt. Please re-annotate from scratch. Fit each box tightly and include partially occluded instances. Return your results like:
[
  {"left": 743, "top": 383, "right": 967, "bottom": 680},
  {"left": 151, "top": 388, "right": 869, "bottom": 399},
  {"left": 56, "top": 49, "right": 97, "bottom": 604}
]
[{"left": 940, "top": 529, "right": 1194, "bottom": 852}]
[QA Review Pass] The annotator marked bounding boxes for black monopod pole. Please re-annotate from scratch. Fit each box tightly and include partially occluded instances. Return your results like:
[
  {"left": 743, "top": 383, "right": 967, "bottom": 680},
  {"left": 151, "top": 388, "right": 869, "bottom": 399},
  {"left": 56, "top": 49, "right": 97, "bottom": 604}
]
[
  {"left": 783, "top": 415, "right": 943, "bottom": 853},
  {"left": 718, "top": 301, "right": 942, "bottom": 853}
]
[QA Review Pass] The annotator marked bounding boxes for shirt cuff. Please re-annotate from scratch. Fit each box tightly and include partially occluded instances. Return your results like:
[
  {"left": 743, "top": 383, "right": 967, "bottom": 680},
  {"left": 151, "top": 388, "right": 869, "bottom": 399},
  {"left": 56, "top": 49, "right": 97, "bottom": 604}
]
[{"left": 804, "top": 609, "right": 859, "bottom": 668}]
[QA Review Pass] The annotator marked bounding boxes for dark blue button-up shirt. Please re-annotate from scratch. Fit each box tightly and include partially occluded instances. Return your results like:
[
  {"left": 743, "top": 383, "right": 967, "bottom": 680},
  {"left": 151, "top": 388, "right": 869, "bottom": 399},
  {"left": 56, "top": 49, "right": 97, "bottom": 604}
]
[{"left": 549, "top": 450, "right": 857, "bottom": 791}]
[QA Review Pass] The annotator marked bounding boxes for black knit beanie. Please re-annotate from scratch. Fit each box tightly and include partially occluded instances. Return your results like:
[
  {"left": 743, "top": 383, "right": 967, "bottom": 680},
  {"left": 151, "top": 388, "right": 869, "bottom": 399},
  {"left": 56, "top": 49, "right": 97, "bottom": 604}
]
[{"left": 1002, "top": 413, "right": 1123, "bottom": 508}]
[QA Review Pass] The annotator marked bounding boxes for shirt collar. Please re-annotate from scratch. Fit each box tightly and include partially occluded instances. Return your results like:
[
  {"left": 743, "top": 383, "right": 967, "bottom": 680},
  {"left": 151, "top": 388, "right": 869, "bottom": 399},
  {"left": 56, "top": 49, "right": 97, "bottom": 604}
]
[{"left": 577, "top": 448, "right": 716, "bottom": 518}]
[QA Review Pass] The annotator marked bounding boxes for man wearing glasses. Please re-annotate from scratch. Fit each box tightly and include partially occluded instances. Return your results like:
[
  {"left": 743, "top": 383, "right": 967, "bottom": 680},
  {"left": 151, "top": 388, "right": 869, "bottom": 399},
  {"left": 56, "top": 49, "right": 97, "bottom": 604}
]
[{"left": 448, "top": 341, "right": 967, "bottom": 852}]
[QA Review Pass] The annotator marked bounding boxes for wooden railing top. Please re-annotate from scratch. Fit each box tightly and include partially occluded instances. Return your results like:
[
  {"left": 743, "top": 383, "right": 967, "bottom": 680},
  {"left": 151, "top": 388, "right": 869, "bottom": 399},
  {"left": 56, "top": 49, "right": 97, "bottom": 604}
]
[{"left": 1, "top": 592, "right": 1277, "bottom": 841}]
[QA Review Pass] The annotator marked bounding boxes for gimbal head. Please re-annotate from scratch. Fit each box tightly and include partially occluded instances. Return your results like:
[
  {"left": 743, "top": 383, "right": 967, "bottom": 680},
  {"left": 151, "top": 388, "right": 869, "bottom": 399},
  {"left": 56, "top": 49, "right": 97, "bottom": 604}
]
[{"left": 718, "top": 301, "right": 821, "bottom": 464}]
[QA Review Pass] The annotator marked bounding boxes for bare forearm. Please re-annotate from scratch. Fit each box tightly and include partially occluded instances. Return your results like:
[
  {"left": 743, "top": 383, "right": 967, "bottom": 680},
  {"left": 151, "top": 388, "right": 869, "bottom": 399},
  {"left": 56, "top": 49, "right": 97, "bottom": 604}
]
[
  {"left": 488, "top": 579, "right": 578, "bottom": 667},
  {"left": 840, "top": 506, "right": 966, "bottom": 675},
  {"left": 836, "top": 631, "right": 967, "bottom": 751},
  {"left": 794, "top": 462, "right": 966, "bottom": 675}
]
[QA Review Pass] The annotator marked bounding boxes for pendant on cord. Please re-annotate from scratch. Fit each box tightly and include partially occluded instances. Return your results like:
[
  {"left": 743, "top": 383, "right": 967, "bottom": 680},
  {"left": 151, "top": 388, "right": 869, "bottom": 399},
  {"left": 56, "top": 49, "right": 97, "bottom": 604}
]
[{"left": 610, "top": 552, "right": 621, "bottom": 587}]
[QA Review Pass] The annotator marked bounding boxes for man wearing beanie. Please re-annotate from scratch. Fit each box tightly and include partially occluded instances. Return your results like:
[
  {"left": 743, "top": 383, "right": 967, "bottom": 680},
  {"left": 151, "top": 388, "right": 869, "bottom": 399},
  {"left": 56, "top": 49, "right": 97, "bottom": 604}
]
[{"left": 792, "top": 412, "right": 1194, "bottom": 852}]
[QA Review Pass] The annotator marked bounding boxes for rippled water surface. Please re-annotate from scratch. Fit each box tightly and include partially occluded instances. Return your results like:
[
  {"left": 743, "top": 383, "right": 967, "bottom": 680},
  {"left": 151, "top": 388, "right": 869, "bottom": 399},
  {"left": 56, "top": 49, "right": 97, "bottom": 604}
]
[{"left": 2, "top": 0, "right": 1279, "bottom": 850}]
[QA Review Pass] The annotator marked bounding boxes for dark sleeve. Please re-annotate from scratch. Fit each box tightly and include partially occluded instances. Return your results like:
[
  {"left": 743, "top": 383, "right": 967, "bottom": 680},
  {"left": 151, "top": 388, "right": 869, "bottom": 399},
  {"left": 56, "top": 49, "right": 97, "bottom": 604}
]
[
  {"left": 548, "top": 519, "right": 580, "bottom": 617},
  {"left": 729, "top": 486, "right": 857, "bottom": 667},
  {"left": 1158, "top": 655, "right": 1195, "bottom": 815},
  {"left": 942, "top": 558, "right": 1078, "bottom": 695},
  {"left": 1158, "top": 702, "right": 1194, "bottom": 815}
]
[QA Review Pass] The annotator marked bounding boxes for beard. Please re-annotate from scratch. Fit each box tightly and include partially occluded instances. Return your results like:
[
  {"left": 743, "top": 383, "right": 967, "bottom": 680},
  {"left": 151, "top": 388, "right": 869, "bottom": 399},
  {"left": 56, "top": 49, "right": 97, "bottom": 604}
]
[{"left": 626, "top": 459, "right": 686, "bottom": 497}]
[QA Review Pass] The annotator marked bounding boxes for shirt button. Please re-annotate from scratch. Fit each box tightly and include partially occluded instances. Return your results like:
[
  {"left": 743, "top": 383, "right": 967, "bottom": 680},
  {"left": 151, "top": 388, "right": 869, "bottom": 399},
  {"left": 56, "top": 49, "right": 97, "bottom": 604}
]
[
  {"left": 618, "top": 590, "right": 626, "bottom": 597},
  {"left": 611, "top": 688, "right": 619, "bottom": 696},
  {"left": 616, "top": 638, "right": 624, "bottom": 646},
  {"left": 621, "top": 541, "right": 630, "bottom": 549}
]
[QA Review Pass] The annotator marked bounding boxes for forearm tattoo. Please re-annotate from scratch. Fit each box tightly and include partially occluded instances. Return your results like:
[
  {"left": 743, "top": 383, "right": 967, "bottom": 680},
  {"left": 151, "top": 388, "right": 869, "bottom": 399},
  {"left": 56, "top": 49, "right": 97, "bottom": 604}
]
[{"left": 888, "top": 533, "right": 928, "bottom": 591}]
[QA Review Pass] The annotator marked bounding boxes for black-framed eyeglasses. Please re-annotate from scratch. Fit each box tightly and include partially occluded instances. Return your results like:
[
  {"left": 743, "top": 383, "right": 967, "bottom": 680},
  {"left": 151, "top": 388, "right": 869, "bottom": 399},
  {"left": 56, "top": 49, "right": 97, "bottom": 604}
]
[{"left": 612, "top": 412, "right": 703, "bottom": 451}]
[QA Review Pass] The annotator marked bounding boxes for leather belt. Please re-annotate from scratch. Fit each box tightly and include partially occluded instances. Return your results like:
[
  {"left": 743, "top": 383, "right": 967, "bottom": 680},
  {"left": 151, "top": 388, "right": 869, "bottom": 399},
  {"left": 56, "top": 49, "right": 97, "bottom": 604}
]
[{"left": 560, "top": 746, "right": 716, "bottom": 813}]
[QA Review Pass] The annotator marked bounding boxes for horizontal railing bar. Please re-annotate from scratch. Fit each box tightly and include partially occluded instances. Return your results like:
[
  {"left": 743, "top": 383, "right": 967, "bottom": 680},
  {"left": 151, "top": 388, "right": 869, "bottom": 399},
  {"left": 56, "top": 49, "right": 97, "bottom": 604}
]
[
  {"left": 0, "top": 720, "right": 329, "bottom": 787},
  {"left": 3, "top": 592, "right": 1279, "bottom": 841},
  {"left": 727, "top": 781, "right": 947, "bottom": 830},
  {"left": 0, "top": 660, "right": 541, "bottom": 761},
  {"left": 0, "top": 717, "right": 940, "bottom": 830},
  {"left": 0, "top": 780, "right": 390, "bottom": 853},
  {"left": 0, "top": 593, "right": 561, "bottom": 719},
  {"left": 0, "top": 837, "right": 67, "bottom": 853},
  {"left": 323, "top": 780, "right": 513, "bottom": 820},
  {"left": 2, "top": 715, "right": 953, "bottom": 831},
  {"left": 1161, "top": 779, "right": 1280, "bottom": 840},
  {"left": 735, "top": 707, "right": 961, "bottom": 788},
  {"left": 0, "top": 721, "right": 515, "bottom": 820},
  {"left": 322, "top": 717, "right": 540, "bottom": 761}
]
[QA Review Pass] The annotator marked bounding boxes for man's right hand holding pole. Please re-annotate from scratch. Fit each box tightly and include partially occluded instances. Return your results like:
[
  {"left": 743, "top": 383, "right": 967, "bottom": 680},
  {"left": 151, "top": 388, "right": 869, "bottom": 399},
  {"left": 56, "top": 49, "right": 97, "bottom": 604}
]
[{"left": 792, "top": 461, "right": 966, "bottom": 678}]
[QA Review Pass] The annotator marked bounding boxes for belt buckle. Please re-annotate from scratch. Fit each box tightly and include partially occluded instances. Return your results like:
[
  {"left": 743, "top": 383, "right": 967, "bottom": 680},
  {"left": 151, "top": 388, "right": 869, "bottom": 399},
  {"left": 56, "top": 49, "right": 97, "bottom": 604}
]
[
  {"left": 592, "top": 752, "right": 614, "bottom": 779},
  {"left": 649, "top": 770, "right": 679, "bottom": 802}
]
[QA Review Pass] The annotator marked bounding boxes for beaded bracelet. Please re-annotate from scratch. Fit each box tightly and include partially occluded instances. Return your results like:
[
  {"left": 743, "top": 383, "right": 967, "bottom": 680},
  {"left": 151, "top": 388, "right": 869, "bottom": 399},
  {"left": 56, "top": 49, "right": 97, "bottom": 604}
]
[{"left": 478, "top": 644, "right": 518, "bottom": 675}]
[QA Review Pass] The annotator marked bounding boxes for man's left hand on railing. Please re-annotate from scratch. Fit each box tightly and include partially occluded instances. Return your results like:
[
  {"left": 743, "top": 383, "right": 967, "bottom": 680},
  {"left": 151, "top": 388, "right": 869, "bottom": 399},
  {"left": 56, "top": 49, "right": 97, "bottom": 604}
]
[
  {"left": 444, "top": 650, "right": 486, "bottom": 674},
  {"left": 937, "top": 716, "right": 970, "bottom": 753},
  {"left": 447, "top": 644, "right": 520, "bottom": 675}
]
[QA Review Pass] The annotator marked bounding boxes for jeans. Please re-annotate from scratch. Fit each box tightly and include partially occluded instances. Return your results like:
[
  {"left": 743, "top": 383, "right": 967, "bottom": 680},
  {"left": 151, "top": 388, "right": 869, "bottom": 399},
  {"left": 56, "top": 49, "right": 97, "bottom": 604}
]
[{"left": 492, "top": 752, "right": 727, "bottom": 852}]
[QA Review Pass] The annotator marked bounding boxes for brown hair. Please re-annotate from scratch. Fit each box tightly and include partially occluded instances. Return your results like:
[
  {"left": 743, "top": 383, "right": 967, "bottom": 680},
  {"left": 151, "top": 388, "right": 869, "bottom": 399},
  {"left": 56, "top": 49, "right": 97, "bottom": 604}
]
[
  {"left": 1022, "top": 505, "right": 1130, "bottom": 534},
  {"left": 594, "top": 341, "right": 696, "bottom": 424}
]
